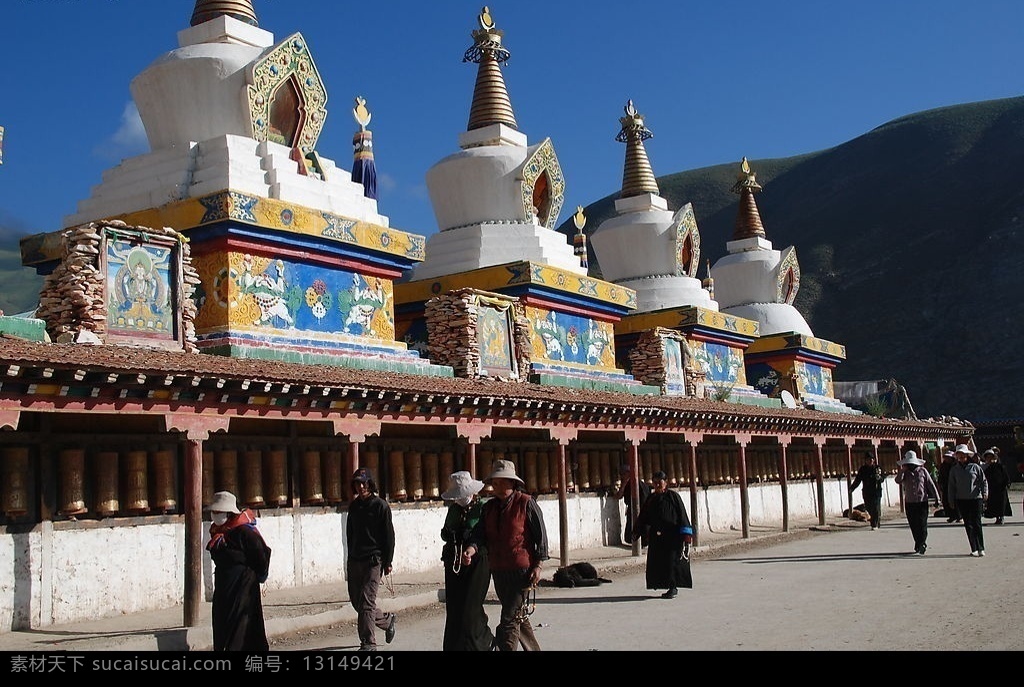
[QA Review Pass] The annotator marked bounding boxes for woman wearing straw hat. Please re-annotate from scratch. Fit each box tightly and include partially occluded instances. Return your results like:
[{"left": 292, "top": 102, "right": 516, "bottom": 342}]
[
  {"left": 895, "top": 450, "right": 939, "bottom": 554},
  {"left": 206, "top": 491, "right": 272, "bottom": 651},
  {"left": 948, "top": 444, "right": 989, "bottom": 556},
  {"left": 439, "top": 471, "right": 494, "bottom": 651},
  {"left": 462, "top": 459, "right": 549, "bottom": 651}
]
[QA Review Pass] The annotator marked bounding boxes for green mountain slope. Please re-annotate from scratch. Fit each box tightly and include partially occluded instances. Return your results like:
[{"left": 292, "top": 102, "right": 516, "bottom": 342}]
[{"left": 559, "top": 96, "right": 1024, "bottom": 420}]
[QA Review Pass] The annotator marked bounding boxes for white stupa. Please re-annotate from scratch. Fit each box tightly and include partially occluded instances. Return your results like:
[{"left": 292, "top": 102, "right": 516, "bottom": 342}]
[
  {"left": 65, "top": 0, "right": 388, "bottom": 229},
  {"left": 409, "top": 7, "right": 583, "bottom": 280},
  {"left": 589, "top": 101, "right": 717, "bottom": 313},
  {"left": 710, "top": 158, "right": 811, "bottom": 336}
]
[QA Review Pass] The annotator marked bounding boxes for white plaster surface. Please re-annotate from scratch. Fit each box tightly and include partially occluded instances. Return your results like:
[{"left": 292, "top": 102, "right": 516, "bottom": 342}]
[
  {"left": 409, "top": 223, "right": 586, "bottom": 281},
  {"left": 721, "top": 303, "right": 812, "bottom": 337},
  {"left": 617, "top": 275, "right": 717, "bottom": 313},
  {"left": 426, "top": 144, "right": 534, "bottom": 231},
  {"left": 712, "top": 246, "right": 813, "bottom": 336},
  {"left": 0, "top": 478, "right": 889, "bottom": 631}
]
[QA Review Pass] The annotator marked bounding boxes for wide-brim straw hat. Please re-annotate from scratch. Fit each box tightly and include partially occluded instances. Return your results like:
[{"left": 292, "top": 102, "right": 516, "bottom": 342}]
[
  {"left": 898, "top": 450, "right": 924, "bottom": 467},
  {"left": 954, "top": 444, "right": 975, "bottom": 456},
  {"left": 210, "top": 491, "right": 241, "bottom": 514},
  {"left": 485, "top": 459, "right": 524, "bottom": 485},
  {"left": 441, "top": 471, "right": 485, "bottom": 501}
]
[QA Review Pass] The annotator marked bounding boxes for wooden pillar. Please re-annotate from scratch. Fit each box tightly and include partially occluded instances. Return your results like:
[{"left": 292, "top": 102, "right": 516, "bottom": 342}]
[
  {"left": 629, "top": 440, "right": 641, "bottom": 557},
  {"left": 779, "top": 441, "right": 790, "bottom": 532},
  {"left": 686, "top": 439, "right": 700, "bottom": 548},
  {"left": 557, "top": 440, "right": 570, "bottom": 569},
  {"left": 737, "top": 436, "right": 751, "bottom": 539},
  {"left": 814, "top": 440, "right": 826, "bottom": 526},
  {"left": 845, "top": 441, "right": 855, "bottom": 518}
]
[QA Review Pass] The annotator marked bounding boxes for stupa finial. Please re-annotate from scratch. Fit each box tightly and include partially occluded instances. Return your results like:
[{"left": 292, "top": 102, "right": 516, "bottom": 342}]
[
  {"left": 351, "top": 97, "right": 377, "bottom": 200},
  {"left": 572, "top": 206, "right": 589, "bottom": 270},
  {"left": 730, "top": 157, "right": 766, "bottom": 241},
  {"left": 190, "top": 0, "right": 259, "bottom": 27},
  {"left": 462, "top": 7, "right": 518, "bottom": 131},
  {"left": 615, "top": 100, "right": 659, "bottom": 198}
]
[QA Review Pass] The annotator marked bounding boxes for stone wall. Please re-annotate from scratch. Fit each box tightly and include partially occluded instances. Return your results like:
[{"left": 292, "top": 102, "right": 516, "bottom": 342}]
[{"left": 628, "top": 327, "right": 707, "bottom": 397}]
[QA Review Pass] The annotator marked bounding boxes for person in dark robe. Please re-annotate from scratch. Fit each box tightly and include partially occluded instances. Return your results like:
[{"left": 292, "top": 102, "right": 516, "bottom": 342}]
[
  {"left": 614, "top": 463, "right": 651, "bottom": 546},
  {"left": 850, "top": 452, "right": 885, "bottom": 529},
  {"left": 633, "top": 471, "right": 693, "bottom": 599},
  {"left": 982, "top": 448, "right": 1012, "bottom": 524},
  {"left": 206, "top": 491, "right": 272, "bottom": 652},
  {"left": 937, "top": 450, "right": 960, "bottom": 522},
  {"left": 439, "top": 471, "right": 494, "bottom": 651}
]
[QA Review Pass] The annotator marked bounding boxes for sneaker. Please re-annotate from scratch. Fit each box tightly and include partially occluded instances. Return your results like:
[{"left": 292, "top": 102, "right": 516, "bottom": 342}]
[
  {"left": 661, "top": 588, "right": 678, "bottom": 599},
  {"left": 970, "top": 551, "right": 979, "bottom": 557},
  {"left": 385, "top": 613, "right": 397, "bottom": 644},
  {"left": 871, "top": 527, "right": 879, "bottom": 531},
  {"left": 978, "top": 550, "right": 986, "bottom": 557}
]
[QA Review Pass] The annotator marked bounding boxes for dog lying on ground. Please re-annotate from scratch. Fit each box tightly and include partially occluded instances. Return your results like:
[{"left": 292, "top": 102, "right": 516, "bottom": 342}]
[{"left": 552, "top": 562, "right": 613, "bottom": 588}]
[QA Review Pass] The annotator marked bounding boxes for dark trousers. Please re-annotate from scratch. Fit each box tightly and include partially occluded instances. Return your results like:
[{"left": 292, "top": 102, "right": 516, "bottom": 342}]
[
  {"left": 956, "top": 498, "right": 985, "bottom": 553},
  {"left": 905, "top": 501, "right": 930, "bottom": 550},
  {"left": 865, "top": 493, "right": 882, "bottom": 528},
  {"left": 491, "top": 568, "right": 541, "bottom": 651},
  {"left": 347, "top": 557, "right": 393, "bottom": 649}
]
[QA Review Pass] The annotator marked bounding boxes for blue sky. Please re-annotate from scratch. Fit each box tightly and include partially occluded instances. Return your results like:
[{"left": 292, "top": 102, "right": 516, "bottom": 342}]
[{"left": 0, "top": 0, "right": 1021, "bottom": 241}]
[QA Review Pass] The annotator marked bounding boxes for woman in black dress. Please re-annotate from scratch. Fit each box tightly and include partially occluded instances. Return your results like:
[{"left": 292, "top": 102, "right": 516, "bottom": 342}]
[
  {"left": 634, "top": 471, "right": 694, "bottom": 599},
  {"left": 207, "top": 491, "right": 272, "bottom": 651},
  {"left": 982, "top": 448, "right": 1012, "bottom": 524},
  {"left": 439, "top": 471, "right": 494, "bottom": 651}
]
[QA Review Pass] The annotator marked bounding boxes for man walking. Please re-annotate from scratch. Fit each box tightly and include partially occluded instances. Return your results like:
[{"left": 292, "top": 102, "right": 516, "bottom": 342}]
[
  {"left": 463, "top": 460, "right": 548, "bottom": 651},
  {"left": 850, "top": 451, "right": 885, "bottom": 530},
  {"left": 894, "top": 450, "right": 939, "bottom": 554},
  {"left": 948, "top": 444, "right": 988, "bottom": 556},
  {"left": 346, "top": 468, "right": 397, "bottom": 650}
]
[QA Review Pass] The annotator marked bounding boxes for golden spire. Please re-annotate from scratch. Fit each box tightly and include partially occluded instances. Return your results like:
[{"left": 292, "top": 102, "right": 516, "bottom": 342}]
[
  {"left": 615, "top": 100, "right": 659, "bottom": 198},
  {"left": 462, "top": 7, "right": 518, "bottom": 131},
  {"left": 190, "top": 0, "right": 258, "bottom": 27},
  {"left": 730, "top": 157, "right": 766, "bottom": 240}
]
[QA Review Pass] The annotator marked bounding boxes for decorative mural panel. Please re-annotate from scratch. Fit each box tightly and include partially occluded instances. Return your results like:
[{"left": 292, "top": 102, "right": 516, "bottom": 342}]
[
  {"left": 672, "top": 203, "right": 701, "bottom": 278},
  {"left": 662, "top": 337, "right": 687, "bottom": 394},
  {"left": 193, "top": 252, "right": 395, "bottom": 341},
  {"left": 749, "top": 361, "right": 789, "bottom": 397},
  {"left": 777, "top": 246, "right": 800, "bottom": 305},
  {"left": 246, "top": 33, "right": 327, "bottom": 153},
  {"left": 797, "top": 360, "right": 834, "bottom": 397},
  {"left": 478, "top": 304, "right": 515, "bottom": 376},
  {"left": 520, "top": 138, "right": 565, "bottom": 230},
  {"left": 106, "top": 239, "right": 176, "bottom": 339},
  {"left": 687, "top": 340, "right": 746, "bottom": 386},
  {"left": 525, "top": 306, "right": 616, "bottom": 369}
]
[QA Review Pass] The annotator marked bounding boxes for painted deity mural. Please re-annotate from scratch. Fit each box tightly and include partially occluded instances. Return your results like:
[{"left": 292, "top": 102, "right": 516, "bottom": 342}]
[
  {"left": 749, "top": 360, "right": 834, "bottom": 398},
  {"left": 478, "top": 304, "right": 515, "bottom": 376},
  {"left": 662, "top": 337, "right": 687, "bottom": 394},
  {"left": 526, "top": 306, "right": 616, "bottom": 369},
  {"left": 106, "top": 239, "right": 175, "bottom": 339},
  {"left": 687, "top": 340, "right": 745, "bottom": 386},
  {"left": 192, "top": 253, "right": 395, "bottom": 341}
]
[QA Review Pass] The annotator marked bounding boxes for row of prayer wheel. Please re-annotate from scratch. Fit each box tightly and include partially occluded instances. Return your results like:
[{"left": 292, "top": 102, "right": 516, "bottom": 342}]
[
  {"left": 637, "top": 447, "right": 693, "bottom": 487},
  {"left": 0, "top": 446, "right": 179, "bottom": 518},
  {"left": 475, "top": 448, "right": 563, "bottom": 496},
  {"left": 203, "top": 446, "right": 348, "bottom": 509}
]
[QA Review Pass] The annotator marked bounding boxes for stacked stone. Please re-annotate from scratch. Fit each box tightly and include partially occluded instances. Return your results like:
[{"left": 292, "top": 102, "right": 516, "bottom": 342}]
[
  {"left": 510, "top": 301, "right": 532, "bottom": 378},
  {"left": 628, "top": 327, "right": 706, "bottom": 397},
  {"left": 424, "top": 288, "right": 530, "bottom": 381},
  {"left": 628, "top": 328, "right": 670, "bottom": 392},
  {"left": 35, "top": 220, "right": 199, "bottom": 352}
]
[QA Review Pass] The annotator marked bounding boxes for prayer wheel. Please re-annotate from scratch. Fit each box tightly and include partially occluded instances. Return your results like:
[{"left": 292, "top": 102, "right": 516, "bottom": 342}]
[
  {"left": 576, "top": 451, "right": 590, "bottom": 489},
  {"left": 301, "top": 448, "right": 324, "bottom": 505},
  {"left": 523, "top": 451, "right": 538, "bottom": 494},
  {"left": 239, "top": 448, "right": 264, "bottom": 508},
  {"left": 405, "top": 450, "right": 424, "bottom": 500},
  {"left": 527, "top": 451, "right": 542, "bottom": 493},
  {"left": 640, "top": 449, "right": 653, "bottom": 483},
  {"left": 202, "top": 449, "right": 215, "bottom": 508},
  {"left": 58, "top": 448, "right": 87, "bottom": 516},
  {"left": 151, "top": 447, "right": 178, "bottom": 513},
  {"left": 478, "top": 448, "right": 494, "bottom": 473},
  {"left": 594, "top": 451, "right": 607, "bottom": 489},
  {"left": 323, "top": 449, "right": 344, "bottom": 504},
  {"left": 123, "top": 449, "right": 150, "bottom": 514},
  {"left": 423, "top": 452, "right": 440, "bottom": 499},
  {"left": 361, "top": 449, "right": 381, "bottom": 502},
  {"left": 548, "top": 448, "right": 561, "bottom": 492},
  {"left": 439, "top": 451, "right": 454, "bottom": 484},
  {"left": 0, "top": 447, "right": 30, "bottom": 517},
  {"left": 214, "top": 448, "right": 239, "bottom": 496},
  {"left": 388, "top": 450, "right": 407, "bottom": 501},
  {"left": 263, "top": 447, "right": 288, "bottom": 507},
  {"left": 93, "top": 450, "right": 119, "bottom": 517}
]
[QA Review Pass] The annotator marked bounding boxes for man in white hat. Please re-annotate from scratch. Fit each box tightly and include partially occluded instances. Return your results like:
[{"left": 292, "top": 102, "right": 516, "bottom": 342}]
[
  {"left": 895, "top": 450, "right": 939, "bottom": 554},
  {"left": 462, "top": 459, "right": 548, "bottom": 651},
  {"left": 948, "top": 444, "right": 989, "bottom": 556}
]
